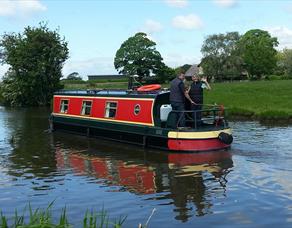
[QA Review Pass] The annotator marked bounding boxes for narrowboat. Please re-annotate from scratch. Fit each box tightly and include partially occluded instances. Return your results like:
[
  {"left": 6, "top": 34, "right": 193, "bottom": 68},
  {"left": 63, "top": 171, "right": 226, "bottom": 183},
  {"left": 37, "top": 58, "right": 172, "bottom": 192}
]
[{"left": 50, "top": 84, "right": 233, "bottom": 152}]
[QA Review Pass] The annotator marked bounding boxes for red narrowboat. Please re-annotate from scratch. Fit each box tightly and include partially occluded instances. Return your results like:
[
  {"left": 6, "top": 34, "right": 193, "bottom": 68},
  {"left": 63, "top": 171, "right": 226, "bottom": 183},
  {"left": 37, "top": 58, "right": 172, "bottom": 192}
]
[{"left": 50, "top": 85, "right": 233, "bottom": 152}]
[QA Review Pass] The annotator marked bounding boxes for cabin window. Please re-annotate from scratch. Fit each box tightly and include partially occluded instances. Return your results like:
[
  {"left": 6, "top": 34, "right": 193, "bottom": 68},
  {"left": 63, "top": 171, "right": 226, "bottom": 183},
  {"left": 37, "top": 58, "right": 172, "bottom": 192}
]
[
  {"left": 105, "top": 102, "right": 117, "bottom": 118},
  {"left": 134, "top": 104, "right": 141, "bottom": 115},
  {"left": 81, "top": 100, "right": 92, "bottom": 115},
  {"left": 60, "top": 100, "right": 69, "bottom": 113}
]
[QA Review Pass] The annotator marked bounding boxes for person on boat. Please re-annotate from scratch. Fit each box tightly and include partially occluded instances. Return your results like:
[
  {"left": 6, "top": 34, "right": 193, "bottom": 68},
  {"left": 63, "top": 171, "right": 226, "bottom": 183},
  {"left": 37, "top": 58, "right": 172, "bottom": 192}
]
[
  {"left": 187, "top": 74, "right": 211, "bottom": 127},
  {"left": 169, "top": 71, "right": 194, "bottom": 128}
]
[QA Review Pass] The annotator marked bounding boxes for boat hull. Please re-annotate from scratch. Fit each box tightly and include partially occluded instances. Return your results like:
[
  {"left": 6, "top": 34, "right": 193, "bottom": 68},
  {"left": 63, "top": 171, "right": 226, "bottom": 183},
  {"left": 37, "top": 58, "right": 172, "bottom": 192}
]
[{"left": 51, "top": 114, "right": 231, "bottom": 152}]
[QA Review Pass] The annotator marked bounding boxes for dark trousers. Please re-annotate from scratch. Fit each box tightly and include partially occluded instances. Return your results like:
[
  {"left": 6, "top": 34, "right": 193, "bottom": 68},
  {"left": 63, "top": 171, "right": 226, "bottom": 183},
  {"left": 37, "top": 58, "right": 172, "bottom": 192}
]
[
  {"left": 191, "top": 103, "right": 202, "bottom": 127},
  {"left": 171, "top": 102, "right": 185, "bottom": 127}
]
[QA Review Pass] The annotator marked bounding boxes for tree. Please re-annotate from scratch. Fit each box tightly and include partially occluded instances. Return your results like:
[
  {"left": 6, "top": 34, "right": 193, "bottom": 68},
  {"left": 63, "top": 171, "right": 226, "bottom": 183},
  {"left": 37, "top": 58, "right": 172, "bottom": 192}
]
[
  {"left": 238, "top": 29, "right": 278, "bottom": 79},
  {"left": 174, "top": 64, "right": 192, "bottom": 76},
  {"left": 0, "top": 23, "right": 69, "bottom": 106},
  {"left": 201, "top": 32, "right": 243, "bottom": 81},
  {"left": 114, "top": 32, "right": 163, "bottom": 81},
  {"left": 156, "top": 64, "right": 176, "bottom": 83},
  {"left": 66, "top": 72, "right": 82, "bottom": 80},
  {"left": 277, "top": 49, "right": 292, "bottom": 78}
]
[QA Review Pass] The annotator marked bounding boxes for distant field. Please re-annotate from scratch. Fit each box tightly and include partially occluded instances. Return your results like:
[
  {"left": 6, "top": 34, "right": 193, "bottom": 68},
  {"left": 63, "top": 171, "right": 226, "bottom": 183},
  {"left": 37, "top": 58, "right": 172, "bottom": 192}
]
[
  {"left": 63, "top": 81, "right": 128, "bottom": 90},
  {"left": 63, "top": 80, "right": 292, "bottom": 121}
]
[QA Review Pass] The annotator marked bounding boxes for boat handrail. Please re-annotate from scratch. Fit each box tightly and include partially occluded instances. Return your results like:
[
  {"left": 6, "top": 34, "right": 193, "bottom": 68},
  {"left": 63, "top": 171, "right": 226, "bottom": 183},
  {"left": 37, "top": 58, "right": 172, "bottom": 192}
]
[{"left": 166, "top": 106, "right": 227, "bottom": 130}]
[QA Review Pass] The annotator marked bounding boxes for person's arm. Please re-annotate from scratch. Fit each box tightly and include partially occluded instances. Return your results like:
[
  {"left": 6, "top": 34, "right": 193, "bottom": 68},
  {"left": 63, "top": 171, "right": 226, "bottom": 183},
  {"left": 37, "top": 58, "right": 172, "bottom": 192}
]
[
  {"left": 185, "top": 89, "right": 195, "bottom": 104},
  {"left": 201, "top": 77, "right": 211, "bottom": 90},
  {"left": 181, "top": 84, "right": 195, "bottom": 104}
]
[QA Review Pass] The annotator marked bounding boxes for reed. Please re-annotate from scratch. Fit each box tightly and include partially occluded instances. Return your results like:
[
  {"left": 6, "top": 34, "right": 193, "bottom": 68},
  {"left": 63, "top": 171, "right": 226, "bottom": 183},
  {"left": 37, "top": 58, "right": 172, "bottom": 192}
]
[{"left": 0, "top": 203, "right": 126, "bottom": 228}]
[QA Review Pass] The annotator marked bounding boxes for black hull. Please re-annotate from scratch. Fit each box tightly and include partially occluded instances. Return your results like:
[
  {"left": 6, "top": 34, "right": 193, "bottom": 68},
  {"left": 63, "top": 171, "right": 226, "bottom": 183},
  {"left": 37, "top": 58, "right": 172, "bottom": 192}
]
[{"left": 52, "top": 120, "right": 169, "bottom": 151}]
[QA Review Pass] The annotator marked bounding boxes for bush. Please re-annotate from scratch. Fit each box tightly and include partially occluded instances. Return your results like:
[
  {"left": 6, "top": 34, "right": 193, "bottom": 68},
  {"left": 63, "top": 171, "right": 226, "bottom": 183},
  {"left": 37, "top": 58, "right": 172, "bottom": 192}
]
[{"left": 265, "top": 75, "right": 282, "bottom": 80}]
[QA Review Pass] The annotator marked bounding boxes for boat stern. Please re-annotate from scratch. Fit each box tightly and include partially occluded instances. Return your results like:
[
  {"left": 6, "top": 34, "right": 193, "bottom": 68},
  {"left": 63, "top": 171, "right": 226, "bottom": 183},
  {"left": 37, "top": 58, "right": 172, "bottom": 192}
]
[{"left": 167, "top": 128, "right": 233, "bottom": 152}]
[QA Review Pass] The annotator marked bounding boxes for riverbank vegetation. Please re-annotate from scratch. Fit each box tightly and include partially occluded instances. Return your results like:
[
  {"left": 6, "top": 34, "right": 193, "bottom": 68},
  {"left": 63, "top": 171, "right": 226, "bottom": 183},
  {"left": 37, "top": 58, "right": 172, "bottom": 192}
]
[
  {"left": 0, "top": 203, "right": 126, "bottom": 228},
  {"left": 204, "top": 80, "right": 292, "bottom": 122},
  {"left": 61, "top": 79, "right": 292, "bottom": 122},
  {"left": 0, "top": 23, "right": 68, "bottom": 106}
]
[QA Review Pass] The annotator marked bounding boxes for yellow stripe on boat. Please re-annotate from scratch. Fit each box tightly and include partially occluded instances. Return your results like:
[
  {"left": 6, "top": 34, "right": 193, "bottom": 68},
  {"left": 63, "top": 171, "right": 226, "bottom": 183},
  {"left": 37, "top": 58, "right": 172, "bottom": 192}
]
[{"left": 168, "top": 128, "right": 232, "bottom": 139}]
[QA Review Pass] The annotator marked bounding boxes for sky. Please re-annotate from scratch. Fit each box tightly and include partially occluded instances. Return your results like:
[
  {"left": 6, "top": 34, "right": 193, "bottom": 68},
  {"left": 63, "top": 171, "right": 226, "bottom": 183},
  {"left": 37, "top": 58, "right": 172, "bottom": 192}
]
[{"left": 0, "top": 0, "right": 292, "bottom": 80}]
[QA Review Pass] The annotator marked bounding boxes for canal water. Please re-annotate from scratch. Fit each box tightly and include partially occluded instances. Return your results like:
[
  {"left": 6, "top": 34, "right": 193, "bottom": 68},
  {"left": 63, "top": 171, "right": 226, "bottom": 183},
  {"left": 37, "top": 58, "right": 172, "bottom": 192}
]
[{"left": 0, "top": 107, "right": 292, "bottom": 227}]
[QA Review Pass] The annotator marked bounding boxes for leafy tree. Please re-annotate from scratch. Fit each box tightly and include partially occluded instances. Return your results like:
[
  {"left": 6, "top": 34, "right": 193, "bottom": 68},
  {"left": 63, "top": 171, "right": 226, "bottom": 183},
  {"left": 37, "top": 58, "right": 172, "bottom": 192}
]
[
  {"left": 114, "top": 32, "right": 163, "bottom": 81},
  {"left": 156, "top": 64, "right": 176, "bottom": 83},
  {"left": 66, "top": 72, "right": 82, "bottom": 80},
  {"left": 238, "top": 29, "right": 278, "bottom": 79},
  {"left": 174, "top": 64, "right": 192, "bottom": 75},
  {"left": 201, "top": 32, "right": 243, "bottom": 81},
  {"left": 0, "top": 23, "right": 69, "bottom": 106},
  {"left": 277, "top": 49, "right": 292, "bottom": 78}
]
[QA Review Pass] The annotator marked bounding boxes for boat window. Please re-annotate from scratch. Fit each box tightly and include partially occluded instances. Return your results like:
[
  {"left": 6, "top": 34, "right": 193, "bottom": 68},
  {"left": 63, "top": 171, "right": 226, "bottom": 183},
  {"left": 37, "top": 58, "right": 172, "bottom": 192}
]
[
  {"left": 105, "top": 102, "right": 117, "bottom": 118},
  {"left": 60, "top": 99, "right": 69, "bottom": 113},
  {"left": 134, "top": 104, "right": 141, "bottom": 115},
  {"left": 81, "top": 100, "right": 92, "bottom": 115}
]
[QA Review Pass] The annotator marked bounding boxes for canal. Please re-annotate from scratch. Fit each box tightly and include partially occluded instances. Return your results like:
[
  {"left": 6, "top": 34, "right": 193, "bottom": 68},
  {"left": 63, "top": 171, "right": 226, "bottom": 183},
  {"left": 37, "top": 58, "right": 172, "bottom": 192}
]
[{"left": 0, "top": 107, "right": 292, "bottom": 227}]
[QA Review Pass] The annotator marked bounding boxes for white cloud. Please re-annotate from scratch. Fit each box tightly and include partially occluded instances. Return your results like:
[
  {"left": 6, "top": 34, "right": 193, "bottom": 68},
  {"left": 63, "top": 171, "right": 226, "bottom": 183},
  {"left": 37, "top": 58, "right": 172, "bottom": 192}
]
[
  {"left": 213, "top": 0, "right": 237, "bottom": 8},
  {"left": 0, "top": 0, "right": 46, "bottom": 17},
  {"left": 63, "top": 57, "right": 117, "bottom": 80},
  {"left": 164, "top": 0, "right": 188, "bottom": 8},
  {"left": 267, "top": 26, "right": 292, "bottom": 50},
  {"left": 172, "top": 14, "right": 203, "bottom": 30},
  {"left": 142, "top": 19, "right": 163, "bottom": 34}
]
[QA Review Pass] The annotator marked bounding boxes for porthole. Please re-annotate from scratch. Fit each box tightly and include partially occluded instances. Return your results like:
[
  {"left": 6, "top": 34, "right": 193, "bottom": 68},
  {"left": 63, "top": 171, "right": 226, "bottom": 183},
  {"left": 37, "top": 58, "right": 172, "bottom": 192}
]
[{"left": 134, "top": 104, "right": 141, "bottom": 115}]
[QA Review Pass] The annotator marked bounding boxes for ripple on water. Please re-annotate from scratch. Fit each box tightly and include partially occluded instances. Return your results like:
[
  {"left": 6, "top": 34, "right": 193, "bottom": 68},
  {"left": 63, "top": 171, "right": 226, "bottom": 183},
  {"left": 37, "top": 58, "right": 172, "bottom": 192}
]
[{"left": 1, "top": 109, "right": 292, "bottom": 227}]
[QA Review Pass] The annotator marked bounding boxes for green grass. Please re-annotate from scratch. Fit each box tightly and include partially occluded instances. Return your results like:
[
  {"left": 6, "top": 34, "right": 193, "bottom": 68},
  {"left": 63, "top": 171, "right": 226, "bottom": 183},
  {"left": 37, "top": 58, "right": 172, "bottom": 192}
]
[
  {"left": 204, "top": 80, "right": 292, "bottom": 120},
  {"left": 63, "top": 79, "right": 292, "bottom": 121},
  {"left": 0, "top": 203, "right": 126, "bottom": 228}
]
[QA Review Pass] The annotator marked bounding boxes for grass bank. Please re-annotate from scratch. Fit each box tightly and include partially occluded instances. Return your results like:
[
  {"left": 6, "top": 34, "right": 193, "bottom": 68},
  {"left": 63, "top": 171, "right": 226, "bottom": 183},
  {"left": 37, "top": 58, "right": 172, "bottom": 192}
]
[
  {"left": 204, "top": 80, "right": 292, "bottom": 122},
  {"left": 63, "top": 80, "right": 292, "bottom": 122}
]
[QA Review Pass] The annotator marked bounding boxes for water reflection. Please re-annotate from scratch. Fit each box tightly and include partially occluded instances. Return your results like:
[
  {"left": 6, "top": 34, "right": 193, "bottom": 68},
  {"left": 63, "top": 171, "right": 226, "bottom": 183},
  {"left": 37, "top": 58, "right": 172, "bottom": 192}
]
[
  {"left": 0, "top": 106, "right": 233, "bottom": 223},
  {"left": 53, "top": 133, "right": 233, "bottom": 221},
  {"left": 2, "top": 107, "right": 292, "bottom": 226},
  {"left": 3, "top": 107, "right": 57, "bottom": 178}
]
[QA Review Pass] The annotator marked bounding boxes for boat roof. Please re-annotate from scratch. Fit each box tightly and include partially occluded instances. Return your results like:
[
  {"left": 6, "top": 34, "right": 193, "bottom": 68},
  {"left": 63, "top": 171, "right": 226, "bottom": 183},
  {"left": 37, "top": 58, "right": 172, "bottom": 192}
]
[{"left": 54, "top": 89, "right": 170, "bottom": 98}]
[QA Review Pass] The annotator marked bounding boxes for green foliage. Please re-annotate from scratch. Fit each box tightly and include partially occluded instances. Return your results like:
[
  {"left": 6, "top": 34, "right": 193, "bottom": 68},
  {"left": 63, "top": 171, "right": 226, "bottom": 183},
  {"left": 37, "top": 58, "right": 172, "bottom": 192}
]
[
  {"left": 265, "top": 74, "right": 282, "bottom": 80},
  {"left": 0, "top": 203, "right": 126, "bottom": 228},
  {"left": 0, "top": 23, "right": 69, "bottom": 106},
  {"left": 174, "top": 64, "right": 192, "bottom": 75},
  {"left": 276, "top": 48, "right": 292, "bottom": 78},
  {"left": 155, "top": 64, "right": 176, "bottom": 83},
  {"left": 114, "top": 32, "right": 163, "bottom": 81},
  {"left": 66, "top": 72, "right": 83, "bottom": 81},
  {"left": 201, "top": 32, "right": 244, "bottom": 81},
  {"left": 238, "top": 29, "right": 278, "bottom": 79}
]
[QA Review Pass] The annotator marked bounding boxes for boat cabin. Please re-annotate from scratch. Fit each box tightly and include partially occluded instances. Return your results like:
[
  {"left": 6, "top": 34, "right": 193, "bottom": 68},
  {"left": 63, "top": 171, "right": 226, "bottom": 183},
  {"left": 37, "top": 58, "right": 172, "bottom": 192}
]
[{"left": 51, "top": 88, "right": 232, "bottom": 152}]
